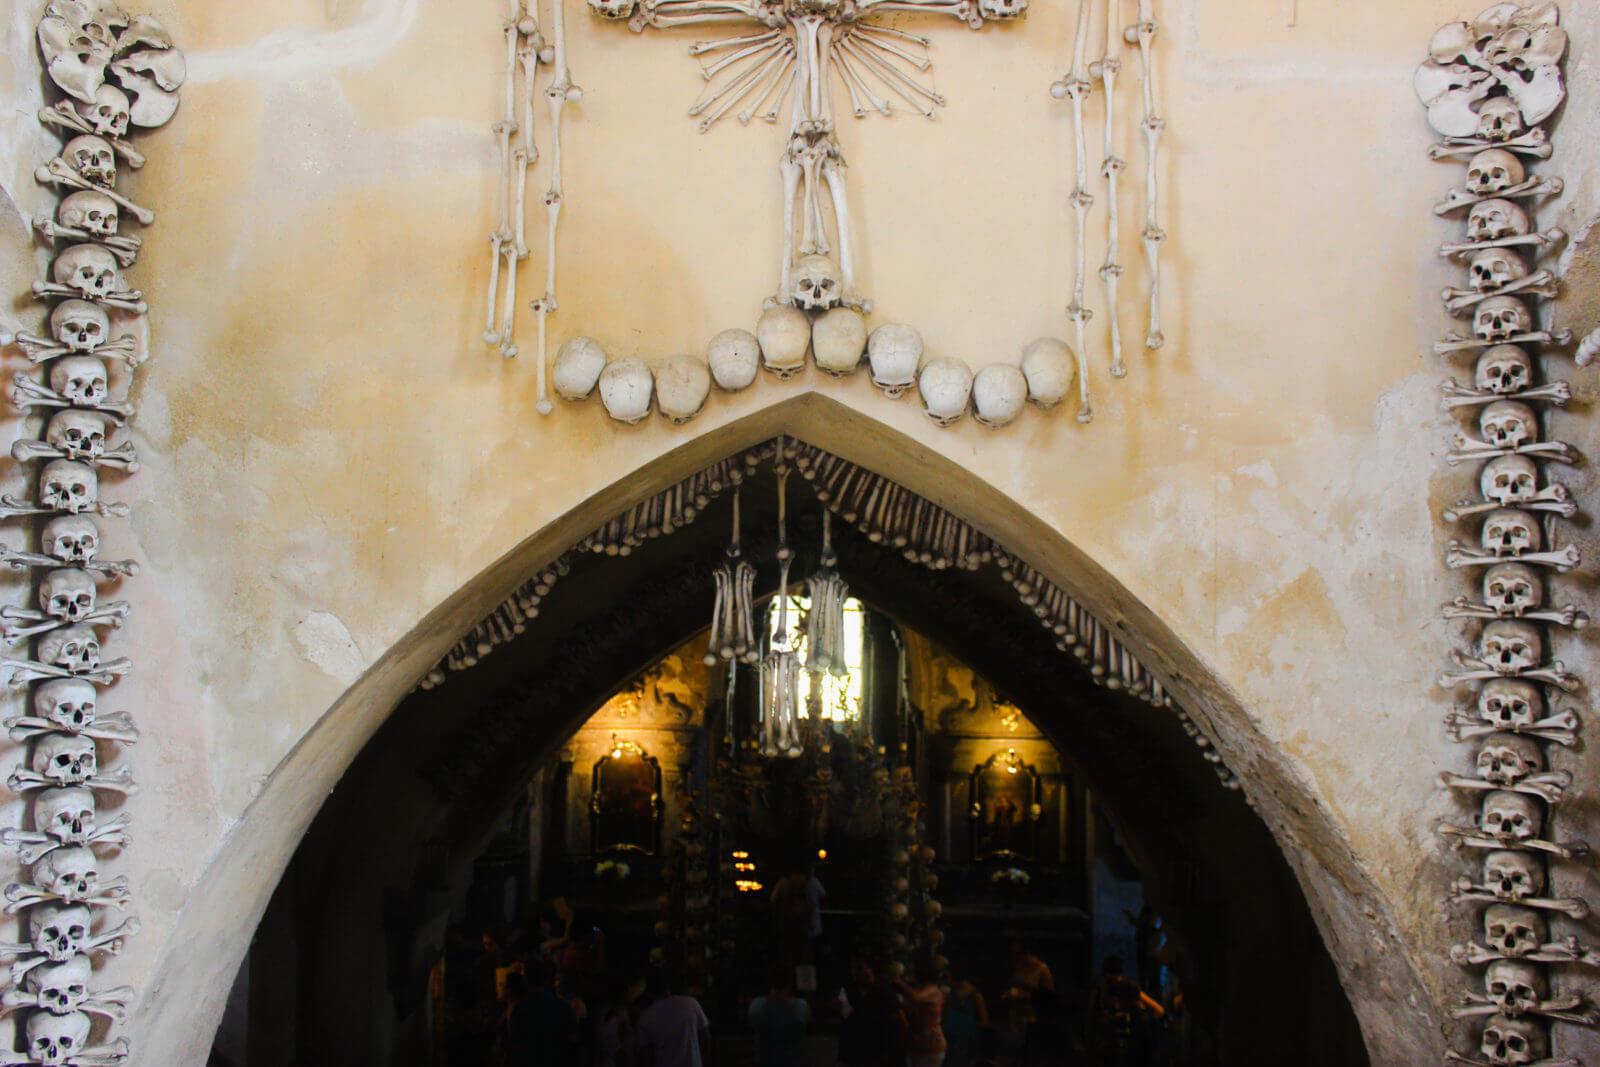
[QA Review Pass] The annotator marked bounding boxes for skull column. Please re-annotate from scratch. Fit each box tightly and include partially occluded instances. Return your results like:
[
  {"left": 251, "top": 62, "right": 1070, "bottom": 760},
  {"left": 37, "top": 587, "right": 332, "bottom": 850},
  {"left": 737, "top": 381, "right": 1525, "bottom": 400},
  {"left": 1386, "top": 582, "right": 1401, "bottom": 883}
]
[
  {"left": 1419, "top": 6, "right": 1598, "bottom": 1061},
  {"left": 2, "top": 2, "right": 183, "bottom": 1058}
]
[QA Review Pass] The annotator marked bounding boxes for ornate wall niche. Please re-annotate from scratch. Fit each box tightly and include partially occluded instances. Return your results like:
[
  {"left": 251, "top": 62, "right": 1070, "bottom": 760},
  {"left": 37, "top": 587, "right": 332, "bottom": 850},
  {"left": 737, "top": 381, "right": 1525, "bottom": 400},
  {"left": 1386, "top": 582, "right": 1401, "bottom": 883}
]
[
  {"left": 969, "top": 747, "right": 1043, "bottom": 863},
  {"left": 590, "top": 738, "right": 663, "bottom": 855}
]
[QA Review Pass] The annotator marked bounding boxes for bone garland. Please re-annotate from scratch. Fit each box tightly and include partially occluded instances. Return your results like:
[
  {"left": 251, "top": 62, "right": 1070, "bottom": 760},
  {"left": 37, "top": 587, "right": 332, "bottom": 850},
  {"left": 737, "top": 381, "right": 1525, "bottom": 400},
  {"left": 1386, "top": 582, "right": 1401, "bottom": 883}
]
[
  {"left": 1091, "top": 0, "right": 1125, "bottom": 378},
  {"left": 803, "top": 509, "right": 848, "bottom": 676},
  {"left": 484, "top": 1, "right": 547, "bottom": 359},
  {"left": 532, "top": 0, "right": 581, "bottom": 415},
  {"left": 760, "top": 461, "right": 801, "bottom": 756},
  {"left": 1127, "top": 0, "right": 1162, "bottom": 352},
  {"left": 1050, "top": 0, "right": 1094, "bottom": 422},
  {"left": 1418, "top": 9, "right": 1589, "bottom": 1058}
]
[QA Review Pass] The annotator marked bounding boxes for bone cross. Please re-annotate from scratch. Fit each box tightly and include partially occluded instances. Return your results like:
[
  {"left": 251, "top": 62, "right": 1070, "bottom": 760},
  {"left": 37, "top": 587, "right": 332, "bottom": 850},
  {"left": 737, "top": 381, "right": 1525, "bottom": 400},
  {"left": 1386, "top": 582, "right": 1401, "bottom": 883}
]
[{"left": 592, "top": 0, "right": 1024, "bottom": 305}]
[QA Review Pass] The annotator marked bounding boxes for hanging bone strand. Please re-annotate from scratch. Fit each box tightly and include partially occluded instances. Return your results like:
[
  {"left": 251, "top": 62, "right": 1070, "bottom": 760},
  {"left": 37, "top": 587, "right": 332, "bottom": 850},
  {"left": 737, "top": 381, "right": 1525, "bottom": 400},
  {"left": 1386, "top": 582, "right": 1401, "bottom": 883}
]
[
  {"left": 485, "top": 0, "right": 522, "bottom": 347},
  {"left": 805, "top": 508, "right": 849, "bottom": 676},
  {"left": 1091, "top": 0, "right": 1125, "bottom": 377},
  {"left": 1051, "top": 0, "right": 1095, "bottom": 421},
  {"left": 1126, "top": 0, "right": 1162, "bottom": 350},
  {"left": 533, "top": 0, "right": 580, "bottom": 414},
  {"left": 497, "top": 10, "right": 546, "bottom": 360}
]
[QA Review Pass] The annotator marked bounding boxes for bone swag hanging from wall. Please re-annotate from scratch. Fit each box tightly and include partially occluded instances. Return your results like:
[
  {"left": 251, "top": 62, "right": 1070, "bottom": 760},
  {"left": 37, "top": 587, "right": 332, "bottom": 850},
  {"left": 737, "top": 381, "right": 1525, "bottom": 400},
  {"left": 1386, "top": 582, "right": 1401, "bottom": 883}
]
[
  {"left": 1416, "top": 4, "right": 1600, "bottom": 1064},
  {"left": 493, "top": 0, "right": 1167, "bottom": 426},
  {"left": 0, "top": 2, "right": 183, "bottom": 1063}
]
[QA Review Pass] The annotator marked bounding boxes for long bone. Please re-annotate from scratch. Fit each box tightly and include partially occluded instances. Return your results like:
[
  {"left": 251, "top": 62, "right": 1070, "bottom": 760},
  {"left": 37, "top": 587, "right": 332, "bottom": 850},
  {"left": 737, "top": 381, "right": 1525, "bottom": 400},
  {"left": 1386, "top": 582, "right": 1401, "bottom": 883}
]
[
  {"left": 1441, "top": 597, "right": 1585, "bottom": 628},
  {"left": 30, "top": 281, "right": 144, "bottom": 315},
  {"left": 1444, "top": 708, "right": 1578, "bottom": 747},
  {"left": 2, "top": 818, "right": 130, "bottom": 866},
  {"left": 3, "top": 879, "right": 131, "bottom": 915},
  {"left": 1435, "top": 327, "right": 1571, "bottom": 357},
  {"left": 1452, "top": 937, "right": 1600, "bottom": 967},
  {"left": 1127, "top": 0, "right": 1163, "bottom": 351},
  {"left": 1091, "top": 0, "right": 1125, "bottom": 377},
  {"left": 1437, "top": 650, "right": 1575, "bottom": 691},
  {"left": 1435, "top": 175, "right": 1563, "bottom": 216},
  {"left": 30, "top": 217, "right": 141, "bottom": 266},
  {"left": 1447, "top": 542, "right": 1579, "bottom": 571},
  {"left": 7, "top": 332, "right": 140, "bottom": 367},
  {"left": 0, "top": 1042, "right": 132, "bottom": 1067},
  {"left": 1441, "top": 229, "right": 1564, "bottom": 257},
  {"left": 0, "top": 494, "right": 127, "bottom": 522},
  {"left": 1442, "top": 492, "right": 1573, "bottom": 523},
  {"left": 11, "top": 438, "right": 139, "bottom": 473},
  {"left": 2, "top": 990, "right": 133, "bottom": 1028},
  {"left": 1440, "top": 377, "right": 1569, "bottom": 406},
  {"left": 1429, "top": 128, "right": 1550, "bottom": 159},
  {"left": 1449, "top": 880, "right": 1588, "bottom": 920},
  {"left": 37, "top": 101, "right": 145, "bottom": 167},
  {"left": 1443, "top": 269, "right": 1558, "bottom": 312},
  {"left": 530, "top": 0, "right": 580, "bottom": 415},
  {"left": 1446, "top": 438, "right": 1571, "bottom": 465},
  {"left": 11, "top": 375, "right": 134, "bottom": 420},
  {"left": 0, "top": 906, "right": 138, "bottom": 967},
  {"left": 0, "top": 604, "right": 130, "bottom": 645},
  {"left": 6, "top": 714, "right": 138, "bottom": 746},
  {"left": 1436, "top": 823, "right": 1586, "bottom": 860},
  {"left": 1438, "top": 771, "right": 1570, "bottom": 805},
  {"left": 34, "top": 158, "right": 153, "bottom": 225},
  {"left": 1450, "top": 992, "right": 1599, "bottom": 1026},
  {"left": 1444, "top": 1050, "right": 1578, "bottom": 1066},
  {"left": 0, "top": 548, "right": 136, "bottom": 580},
  {"left": 1050, "top": 0, "right": 1094, "bottom": 421},
  {"left": 6, "top": 761, "right": 134, "bottom": 796},
  {"left": 0, "top": 655, "right": 126, "bottom": 689}
]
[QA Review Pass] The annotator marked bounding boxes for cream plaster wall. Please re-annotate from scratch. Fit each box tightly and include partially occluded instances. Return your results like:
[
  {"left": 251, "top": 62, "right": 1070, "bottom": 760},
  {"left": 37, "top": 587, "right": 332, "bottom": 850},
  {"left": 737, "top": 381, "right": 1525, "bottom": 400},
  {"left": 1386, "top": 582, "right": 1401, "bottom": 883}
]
[{"left": 2, "top": 0, "right": 1598, "bottom": 1062}]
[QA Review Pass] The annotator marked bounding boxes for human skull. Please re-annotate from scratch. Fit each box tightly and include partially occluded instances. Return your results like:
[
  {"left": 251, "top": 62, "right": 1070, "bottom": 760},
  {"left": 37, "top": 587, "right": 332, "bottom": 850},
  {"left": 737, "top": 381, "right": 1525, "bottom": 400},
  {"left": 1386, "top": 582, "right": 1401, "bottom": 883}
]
[
  {"left": 811, "top": 307, "right": 867, "bottom": 376},
  {"left": 32, "top": 734, "right": 98, "bottom": 786},
  {"left": 588, "top": 0, "right": 637, "bottom": 17},
  {"left": 52, "top": 356, "right": 110, "bottom": 406},
  {"left": 37, "top": 0, "right": 123, "bottom": 103},
  {"left": 551, "top": 336, "right": 607, "bottom": 401},
  {"left": 1474, "top": 297, "right": 1533, "bottom": 343},
  {"left": 59, "top": 189, "right": 119, "bottom": 240},
  {"left": 597, "top": 358, "right": 653, "bottom": 424},
  {"left": 1468, "top": 199, "right": 1530, "bottom": 242},
  {"left": 1475, "top": 96, "right": 1526, "bottom": 141},
  {"left": 971, "top": 363, "right": 1027, "bottom": 428},
  {"left": 62, "top": 134, "right": 117, "bottom": 187},
  {"left": 26, "top": 1010, "right": 91, "bottom": 1066},
  {"left": 1480, "top": 790, "right": 1541, "bottom": 843},
  {"left": 867, "top": 323, "right": 923, "bottom": 397},
  {"left": 46, "top": 410, "right": 111, "bottom": 462},
  {"left": 36, "top": 677, "right": 100, "bottom": 731},
  {"left": 77, "top": 81, "right": 131, "bottom": 137},
  {"left": 1480, "top": 1013, "right": 1546, "bottom": 1065},
  {"left": 40, "top": 460, "right": 99, "bottom": 515},
  {"left": 1020, "top": 337, "right": 1076, "bottom": 408},
  {"left": 35, "top": 787, "right": 97, "bottom": 844},
  {"left": 789, "top": 254, "right": 842, "bottom": 312},
  {"left": 50, "top": 300, "right": 111, "bottom": 353},
  {"left": 1469, "top": 247, "right": 1529, "bottom": 291},
  {"left": 918, "top": 357, "right": 973, "bottom": 427},
  {"left": 32, "top": 902, "right": 92, "bottom": 963},
  {"left": 1484, "top": 857, "right": 1545, "bottom": 902},
  {"left": 1485, "top": 960, "right": 1545, "bottom": 1017},
  {"left": 1479, "top": 620, "right": 1541, "bottom": 674},
  {"left": 1481, "top": 509, "right": 1539, "bottom": 557},
  {"left": 1478, "top": 679, "right": 1542, "bottom": 729},
  {"left": 41, "top": 568, "right": 97, "bottom": 622},
  {"left": 1480, "top": 455, "right": 1538, "bottom": 506},
  {"left": 35, "top": 846, "right": 100, "bottom": 902},
  {"left": 1477, "top": 733, "right": 1544, "bottom": 785},
  {"left": 1474, "top": 346, "right": 1532, "bottom": 395},
  {"left": 1465, "top": 149, "right": 1525, "bottom": 197},
  {"left": 654, "top": 354, "right": 711, "bottom": 424},
  {"left": 977, "top": 0, "right": 1027, "bottom": 17},
  {"left": 38, "top": 623, "right": 102, "bottom": 674},
  {"left": 756, "top": 305, "right": 810, "bottom": 378},
  {"left": 29, "top": 955, "right": 93, "bottom": 1015},
  {"left": 1483, "top": 563, "right": 1542, "bottom": 616},
  {"left": 706, "top": 328, "right": 760, "bottom": 391},
  {"left": 1479, "top": 401, "right": 1537, "bottom": 449},
  {"left": 43, "top": 515, "right": 101, "bottom": 564},
  {"left": 52, "top": 244, "right": 119, "bottom": 300}
]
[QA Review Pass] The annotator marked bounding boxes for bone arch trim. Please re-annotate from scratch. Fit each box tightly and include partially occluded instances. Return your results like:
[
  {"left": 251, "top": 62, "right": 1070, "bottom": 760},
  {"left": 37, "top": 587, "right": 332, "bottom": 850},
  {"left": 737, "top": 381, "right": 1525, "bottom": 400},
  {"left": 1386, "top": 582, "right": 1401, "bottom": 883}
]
[{"left": 418, "top": 436, "right": 1242, "bottom": 792}]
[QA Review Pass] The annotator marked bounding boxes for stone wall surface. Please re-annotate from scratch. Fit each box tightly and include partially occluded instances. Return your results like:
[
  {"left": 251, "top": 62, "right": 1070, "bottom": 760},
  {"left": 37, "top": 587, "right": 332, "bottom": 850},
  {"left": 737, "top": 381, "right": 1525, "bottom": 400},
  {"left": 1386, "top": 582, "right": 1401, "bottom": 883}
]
[{"left": 1, "top": 0, "right": 1598, "bottom": 1062}]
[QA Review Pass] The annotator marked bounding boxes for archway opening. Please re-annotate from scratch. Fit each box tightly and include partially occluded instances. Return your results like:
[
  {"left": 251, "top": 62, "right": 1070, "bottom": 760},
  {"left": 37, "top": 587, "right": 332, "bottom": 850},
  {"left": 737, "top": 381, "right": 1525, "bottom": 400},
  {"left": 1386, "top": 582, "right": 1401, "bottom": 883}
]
[{"left": 208, "top": 439, "right": 1367, "bottom": 1067}]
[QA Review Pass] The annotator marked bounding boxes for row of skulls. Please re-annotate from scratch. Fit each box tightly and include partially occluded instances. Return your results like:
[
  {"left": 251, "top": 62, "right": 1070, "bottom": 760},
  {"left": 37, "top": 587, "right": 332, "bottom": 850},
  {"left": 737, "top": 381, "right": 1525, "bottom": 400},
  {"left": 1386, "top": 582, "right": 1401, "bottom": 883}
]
[
  {"left": 0, "top": 4, "right": 183, "bottom": 1065},
  {"left": 550, "top": 272, "right": 1083, "bottom": 429},
  {"left": 1418, "top": 7, "right": 1600, "bottom": 1066}
]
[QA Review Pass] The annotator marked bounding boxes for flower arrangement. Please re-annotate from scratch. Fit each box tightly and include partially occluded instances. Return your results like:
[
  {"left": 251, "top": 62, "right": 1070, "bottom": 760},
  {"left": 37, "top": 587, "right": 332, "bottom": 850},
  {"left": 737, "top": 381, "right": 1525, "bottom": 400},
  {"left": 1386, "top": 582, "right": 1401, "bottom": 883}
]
[{"left": 990, "top": 867, "right": 1030, "bottom": 886}]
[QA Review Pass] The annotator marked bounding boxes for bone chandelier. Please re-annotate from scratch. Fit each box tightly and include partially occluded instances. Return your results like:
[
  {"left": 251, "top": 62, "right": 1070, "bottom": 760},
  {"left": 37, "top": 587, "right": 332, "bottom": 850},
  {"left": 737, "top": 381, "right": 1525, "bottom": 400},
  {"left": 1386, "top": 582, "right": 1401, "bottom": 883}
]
[{"left": 488, "top": 0, "right": 1168, "bottom": 425}]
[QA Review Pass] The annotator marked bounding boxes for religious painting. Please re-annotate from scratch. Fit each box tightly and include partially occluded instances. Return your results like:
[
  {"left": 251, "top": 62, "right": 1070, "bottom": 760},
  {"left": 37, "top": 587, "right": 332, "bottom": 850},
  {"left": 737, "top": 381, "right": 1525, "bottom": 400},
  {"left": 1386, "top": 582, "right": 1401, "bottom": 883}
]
[
  {"left": 970, "top": 749, "right": 1041, "bottom": 862},
  {"left": 591, "top": 740, "right": 662, "bottom": 855}
]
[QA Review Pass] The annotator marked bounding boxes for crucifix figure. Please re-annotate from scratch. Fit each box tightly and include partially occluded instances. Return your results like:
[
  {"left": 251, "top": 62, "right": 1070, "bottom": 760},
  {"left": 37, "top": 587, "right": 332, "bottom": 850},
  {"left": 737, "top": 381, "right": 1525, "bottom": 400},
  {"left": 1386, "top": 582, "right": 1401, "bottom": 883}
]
[{"left": 590, "top": 0, "right": 1026, "bottom": 309}]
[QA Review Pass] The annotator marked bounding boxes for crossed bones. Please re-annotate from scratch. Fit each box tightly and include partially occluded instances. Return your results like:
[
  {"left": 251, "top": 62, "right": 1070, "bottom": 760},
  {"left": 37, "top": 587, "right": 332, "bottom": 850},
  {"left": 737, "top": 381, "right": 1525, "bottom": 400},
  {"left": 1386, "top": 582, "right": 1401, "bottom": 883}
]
[
  {"left": 29, "top": 216, "right": 140, "bottom": 266},
  {"left": 0, "top": 601, "right": 130, "bottom": 645},
  {"left": 1434, "top": 174, "right": 1563, "bottom": 217},
  {"left": 1449, "top": 881, "right": 1589, "bottom": 921},
  {"left": 1437, "top": 649, "right": 1576, "bottom": 692},
  {"left": 34, "top": 157, "right": 153, "bottom": 226},
  {"left": 8, "top": 331, "right": 142, "bottom": 368},
  {"left": 1446, "top": 542, "right": 1581, "bottom": 572},
  {"left": 12, "top": 374, "right": 135, "bottom": 421},
  {"left": 1, "top": 816, "right": 130, "bottom": 867}
]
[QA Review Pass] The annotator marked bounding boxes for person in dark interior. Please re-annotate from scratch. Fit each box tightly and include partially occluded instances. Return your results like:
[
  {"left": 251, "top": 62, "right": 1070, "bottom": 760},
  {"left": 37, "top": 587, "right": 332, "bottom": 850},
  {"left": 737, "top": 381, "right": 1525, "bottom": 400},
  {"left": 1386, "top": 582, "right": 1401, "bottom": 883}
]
[
  {"left": 507, "top": 960, "right": 578, "bottom": 1067},
  {"left": 836, "top": 957, "right": 906, "bottom": 1067},
  {"left": 1085, "top": 956, "right": 1161, "bottom": 1067},
  {"left": 636, "top": 969, "right": 712, "bottom": 1067},
  {"left": 748, "top": 964, "right": 812, "bottom": 1067}
]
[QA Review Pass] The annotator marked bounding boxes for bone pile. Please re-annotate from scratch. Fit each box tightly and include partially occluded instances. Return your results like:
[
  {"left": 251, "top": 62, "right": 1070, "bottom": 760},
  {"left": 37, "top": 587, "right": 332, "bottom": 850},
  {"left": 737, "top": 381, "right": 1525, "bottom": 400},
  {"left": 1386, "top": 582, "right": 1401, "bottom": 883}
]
[
  {"left": 0, "top": 3, "right": 182, "bottom": 1062},
  {"left": 1050, "top": 0, "right": 1164, "bottom": 421},
  {"left": 1418, "top": 7, "right": 1599, "bottom": 1062}
]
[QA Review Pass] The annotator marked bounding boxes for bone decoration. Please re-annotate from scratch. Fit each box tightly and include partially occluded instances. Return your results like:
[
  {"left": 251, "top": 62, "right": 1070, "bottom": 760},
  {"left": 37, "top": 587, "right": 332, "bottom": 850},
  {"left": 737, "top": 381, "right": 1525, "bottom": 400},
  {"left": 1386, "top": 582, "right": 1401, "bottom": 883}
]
[
  {"left": 1420, "top": 7, "right": 1591, "bottom": 1060},
  {"left": 0, "top": 2, "right": 179, "bottom": 1058}
]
